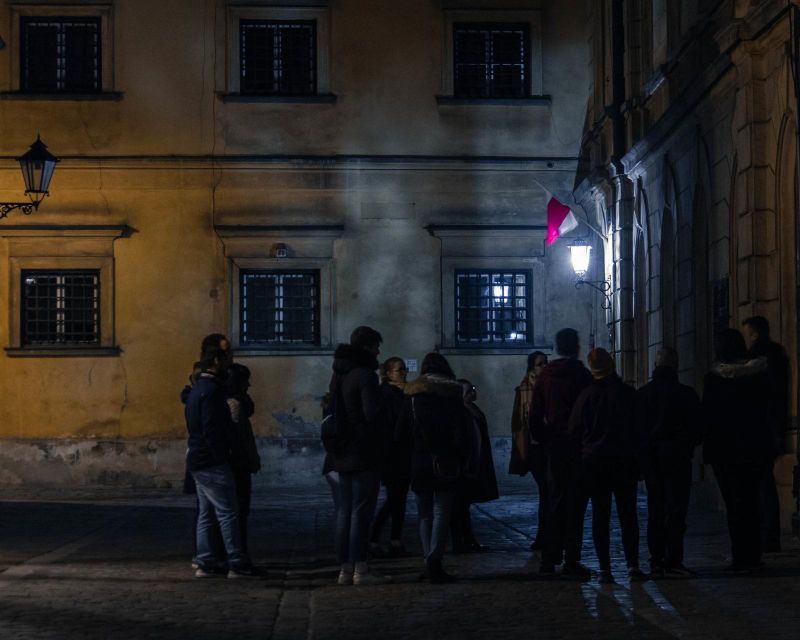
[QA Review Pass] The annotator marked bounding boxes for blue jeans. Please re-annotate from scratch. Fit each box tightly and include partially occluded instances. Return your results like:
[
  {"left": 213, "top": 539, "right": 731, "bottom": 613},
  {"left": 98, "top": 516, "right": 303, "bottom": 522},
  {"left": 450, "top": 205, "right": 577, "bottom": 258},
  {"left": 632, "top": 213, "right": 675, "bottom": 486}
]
[
  {"left": 415, "top": 488, "right": 455, "bottom": 560},
  {"left": 335, "top": 470, "right": 380, "bottom": 563},
  {"left": 192, "top": 464, "right": 249, "bottom": 569}
]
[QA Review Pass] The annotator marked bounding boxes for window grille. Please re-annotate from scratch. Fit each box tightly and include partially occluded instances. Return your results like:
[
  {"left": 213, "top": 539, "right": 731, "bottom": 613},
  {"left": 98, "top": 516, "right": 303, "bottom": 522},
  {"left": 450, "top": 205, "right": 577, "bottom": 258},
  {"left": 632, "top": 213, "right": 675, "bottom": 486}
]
[
  {"left": 20, "top": 17, "right": 101, "bottom": 92},
  {"left": 455, "top": 271, "right": 531, "bottom": 345},
  {"left": 240, "top": 20, "right": 317, "bottom": 95},
  {"left": 240, "top": 270, "right": 320, "bottom": 345},
  {"left": 21, "top": 270, "right": 100, "bottom": 346},
  {"left": 453, "top": 23, "right": 529, "bottom": 98}
]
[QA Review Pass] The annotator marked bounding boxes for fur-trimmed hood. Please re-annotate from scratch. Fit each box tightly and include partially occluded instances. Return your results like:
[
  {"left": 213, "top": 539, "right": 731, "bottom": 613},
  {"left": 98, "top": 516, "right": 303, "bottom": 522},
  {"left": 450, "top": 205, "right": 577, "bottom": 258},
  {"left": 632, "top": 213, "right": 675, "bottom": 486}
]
[
  {"left": 332, "top": 343, "right": 379, "bottom": 375},
  {"left": 711, "top": 356, "right": 767, "bottom": 379},
  {"left": 404, "top": 374, "right": 464, "bottom": 399}
]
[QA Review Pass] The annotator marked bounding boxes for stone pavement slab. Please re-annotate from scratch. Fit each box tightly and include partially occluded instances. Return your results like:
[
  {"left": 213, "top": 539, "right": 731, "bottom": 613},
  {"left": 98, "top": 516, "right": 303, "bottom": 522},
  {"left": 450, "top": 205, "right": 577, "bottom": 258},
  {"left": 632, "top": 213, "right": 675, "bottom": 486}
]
[{"left": 1, "top": 486, "right": 799, "bottom": 639}]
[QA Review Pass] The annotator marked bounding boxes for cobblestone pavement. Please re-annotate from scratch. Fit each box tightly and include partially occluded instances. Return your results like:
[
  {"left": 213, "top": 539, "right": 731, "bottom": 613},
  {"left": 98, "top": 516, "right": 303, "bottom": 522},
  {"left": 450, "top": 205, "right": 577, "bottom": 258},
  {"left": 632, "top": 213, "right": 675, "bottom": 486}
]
[{"left": 1, "top": 485, "right": 799, "bottom": 640}]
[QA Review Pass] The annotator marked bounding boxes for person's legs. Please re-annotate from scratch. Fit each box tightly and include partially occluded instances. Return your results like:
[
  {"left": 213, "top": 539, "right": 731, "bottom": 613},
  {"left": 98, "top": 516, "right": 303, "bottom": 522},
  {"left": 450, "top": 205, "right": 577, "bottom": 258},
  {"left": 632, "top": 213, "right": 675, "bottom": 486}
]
[
  {"left": 758, "top": 458, "right": 782, "bottom": 552},
  {"left": 530, "top": 444, "right": 549, "bottom": 548},
  {"left": 450, "top": 489, "right": 469, "bottom": 550},
  {"left": 234, "top": 470, "right": 252, "bottom": 555},
  {"left": 564, "top": 455, "right": 589, "bottom": 565},
  {"left": 389, "top": 479, "right": 410, "bottom": 544},
  {"left": 613, "top": 468, "right": 641, "bottom": 569},
  {"left": 336, "top": 473, "right": 354, "bottom": 564},
  {"left": 428, "top": 489, "right": 456, "bottom": 560},
  {"left": 587, "top": 463, "right": 613, "bottom": 571},
  {"left": 415, "top": 489, "right": 434, "bottom": 558},
  {"left": 738, "top": 463, "right": 765, "bottom": 566},
  {"left": 192, "top": 464, "right": 248, "bottom": 568},
  {"left": 542, "top": 444, "right": 569, "bottom": 567},
  {"left": 349, "top": 470, "right": 381, "bottom": 565},
  {"left": 663, "top": 457, "right": 692, "bottom": 568},
  {"left": 644, "top": 458, "right": 666, "bottom": 568},
  {"left": 370, "top": 486, "right": 391, "bottom": 544}
]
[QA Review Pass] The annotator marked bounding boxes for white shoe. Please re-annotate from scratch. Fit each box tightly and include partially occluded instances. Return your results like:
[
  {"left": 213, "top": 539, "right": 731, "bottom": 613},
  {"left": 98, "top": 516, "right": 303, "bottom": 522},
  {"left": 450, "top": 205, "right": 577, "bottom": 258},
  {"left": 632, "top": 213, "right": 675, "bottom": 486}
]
[
  {"left": 353, "top": 570, "right": 391, "bottom": 586},
  {"left": 337, "top": 570, "right": 354, "bottom": 586}
]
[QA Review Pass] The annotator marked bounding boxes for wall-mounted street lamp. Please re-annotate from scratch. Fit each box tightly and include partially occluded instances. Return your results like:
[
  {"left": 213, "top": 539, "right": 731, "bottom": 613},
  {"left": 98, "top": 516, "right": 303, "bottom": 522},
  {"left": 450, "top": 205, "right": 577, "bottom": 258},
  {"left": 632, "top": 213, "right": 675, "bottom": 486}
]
[
  {"left": 0, "top": 136, "right": 59, "bottom": 219},
  {"left": 569, "top": 238, "right": 612, "bottom": 311}
]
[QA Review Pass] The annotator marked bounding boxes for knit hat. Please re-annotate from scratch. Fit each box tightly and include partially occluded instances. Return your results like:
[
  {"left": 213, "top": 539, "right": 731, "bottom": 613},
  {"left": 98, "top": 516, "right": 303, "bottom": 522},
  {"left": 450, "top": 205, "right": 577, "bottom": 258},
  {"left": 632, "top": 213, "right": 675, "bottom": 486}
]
[{"left": 587, "top": 348, "right": 615, "bottom": 380}]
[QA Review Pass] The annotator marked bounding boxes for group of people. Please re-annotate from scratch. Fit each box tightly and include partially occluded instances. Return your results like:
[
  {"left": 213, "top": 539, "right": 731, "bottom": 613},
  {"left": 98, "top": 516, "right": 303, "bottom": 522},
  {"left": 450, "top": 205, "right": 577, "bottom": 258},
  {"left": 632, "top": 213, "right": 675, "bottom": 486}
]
[{"left": 181, "top": 314, "right": 788, "bottom": 585}]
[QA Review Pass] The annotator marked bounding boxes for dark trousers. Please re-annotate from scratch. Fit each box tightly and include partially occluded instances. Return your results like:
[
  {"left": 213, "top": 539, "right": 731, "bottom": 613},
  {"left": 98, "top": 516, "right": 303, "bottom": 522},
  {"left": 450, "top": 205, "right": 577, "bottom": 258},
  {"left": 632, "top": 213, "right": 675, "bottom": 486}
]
[
  {"left": 644, "top": 453, "right": 691, "bottom": 568},
  {"left": 450, "top": 489, "right": 475, "bottom": 547},
  {"left": 585, "top": 459, "right": 640, "bottom": 570},
  {"left": 233, "top": 469, "right": 252, "bottom": 555},
  {"left": 542, "top": 442, "right": 588, "bottom": 566},
  {"left": 529, "top": 444, "right": 549, "bottom": 546},
  {"left": 759, "top": 458, "right": 781, "bottom": 551},
  {"left": 371, "top": 477, "right": 410, "bottom": 543},
  {"left": 713, "top": 461, "right": 765, "bottom": 566}
]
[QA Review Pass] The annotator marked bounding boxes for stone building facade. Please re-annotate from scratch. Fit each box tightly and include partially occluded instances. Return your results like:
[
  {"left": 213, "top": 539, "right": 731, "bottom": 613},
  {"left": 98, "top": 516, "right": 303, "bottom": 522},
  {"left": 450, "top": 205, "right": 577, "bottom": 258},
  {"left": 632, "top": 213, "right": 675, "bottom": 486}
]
[
  {"left": 0, "top": 1, "right": 593, "bottom": 487},
  {"left": 576, "top": 0, "right": 800, "bottom": 529}
]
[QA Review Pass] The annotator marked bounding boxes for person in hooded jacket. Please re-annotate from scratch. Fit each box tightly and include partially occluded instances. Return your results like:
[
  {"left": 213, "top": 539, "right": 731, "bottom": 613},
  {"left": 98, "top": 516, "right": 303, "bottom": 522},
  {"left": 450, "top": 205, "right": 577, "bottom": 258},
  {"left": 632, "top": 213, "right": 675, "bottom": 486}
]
[
  {"left": 529, "top": 328, "right": 593, "bottom": 578},
  {"left": 702, "top": 328, "right": 771, "bottom": 572},
  {"left": 398, "top": 352, "right": 471, "bottom": 583},
  {"left": 329, "top": 326, "right": 388, "bottom": 586},
  {"left": 638, "top": 348, "right": 701, "bottom": 578},
  {"left": 569, "top": 348, "right": 645, "bottom": 584},
  {"left": 741, "top": 316, "right": 789, "bottom": 553},
  {"left": 369, "top": 357, "right": 412, "bottom": 557},
  {"left": 509, "top": 351, "right": 550, "bottom": 551}
]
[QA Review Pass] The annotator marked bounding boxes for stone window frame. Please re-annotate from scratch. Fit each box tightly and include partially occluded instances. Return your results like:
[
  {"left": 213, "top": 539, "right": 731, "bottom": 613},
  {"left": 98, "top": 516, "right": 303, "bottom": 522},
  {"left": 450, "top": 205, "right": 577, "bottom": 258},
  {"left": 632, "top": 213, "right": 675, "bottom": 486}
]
[
  {"left": 1, "top": 225, "right": 130, "bottom": 357},
  {"left": 6, "top": 3, "right": 118, "bottom": 99},
  {"left": 224, "top": 4, "right": 333, "bottom": 103},
  {"left": 216, "top": 225, "right": 342, "bottom": 356},
  {"left": 439, "top": 9, "right": 544, "bottom": 104}
]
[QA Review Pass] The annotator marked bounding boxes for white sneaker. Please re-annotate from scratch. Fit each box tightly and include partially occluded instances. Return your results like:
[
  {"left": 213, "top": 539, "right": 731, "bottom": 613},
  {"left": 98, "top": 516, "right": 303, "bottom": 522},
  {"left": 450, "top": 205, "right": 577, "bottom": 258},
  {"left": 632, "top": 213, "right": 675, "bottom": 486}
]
[
  {"left": 337, "top": 570, "right": 354, "bottom": 586},
  {"left": 353, "top": 570, "right": 391, "bottom": 586}
]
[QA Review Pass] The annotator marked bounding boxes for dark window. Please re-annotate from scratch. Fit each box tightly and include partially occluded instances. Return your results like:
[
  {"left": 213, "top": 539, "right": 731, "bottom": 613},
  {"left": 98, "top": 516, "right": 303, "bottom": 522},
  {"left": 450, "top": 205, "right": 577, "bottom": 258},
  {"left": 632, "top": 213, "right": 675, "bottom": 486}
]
[
  {"left": 240, "top": 20, "right": 317, "bottom": 95},
  {"left": 240, "top": 270, "right": 320, "bottom": 346},
  {"left": 455, "top": 271, "right": 532, "bottom": 345},
  {"left": 21, "top": 270, "right": 100, "bottom": 346},
  {"left": 20, "top": 17, "right": 101, "bottom": 92},
  {"left": 453, "top": 23, "right": 529, "bottom": 98}
]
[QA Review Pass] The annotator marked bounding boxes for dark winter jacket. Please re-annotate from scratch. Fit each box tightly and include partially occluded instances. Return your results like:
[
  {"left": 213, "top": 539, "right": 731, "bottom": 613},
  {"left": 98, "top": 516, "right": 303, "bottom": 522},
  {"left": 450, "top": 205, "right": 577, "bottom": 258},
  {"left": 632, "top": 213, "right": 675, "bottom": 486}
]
[
  {"left": 329, "top": 344, "right": 384, "bottom": 473},
  {"left": 748, "top": 338, "right": 790, "bottom": 455},
  {"left": 463, "top": 403, "right": 500, "bottom": 503},
  {"left": 702, "top": 358, "right": 772, "bottom": 466},
  {"left": 638, "top": 366, "right": 702, "bottom": 460},
  {"left": 228, "top": 394, "right": 261, "bottom": 475},
  {"left": 568, "top": 374, "right": 643, "bottom": 463},
  {"left": 185, "top": 372, "right": 235, "bottom": 471},
  {"left": 398, "top": 374, "right": 472, "bottom": 491},
  {"left": 381, "top": 381, "right": 411, "bottom": 481},
  {"left": 529, "top": 357, "right": 593, "bottom": 449}
]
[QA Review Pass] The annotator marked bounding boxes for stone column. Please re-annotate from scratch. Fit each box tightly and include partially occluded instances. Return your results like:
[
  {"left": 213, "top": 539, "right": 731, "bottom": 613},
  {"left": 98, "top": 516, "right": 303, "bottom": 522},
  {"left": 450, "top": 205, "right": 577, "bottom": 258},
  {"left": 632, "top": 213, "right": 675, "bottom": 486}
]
[{"left": 610, "top": 167, "right": 636, "bottom": 384}]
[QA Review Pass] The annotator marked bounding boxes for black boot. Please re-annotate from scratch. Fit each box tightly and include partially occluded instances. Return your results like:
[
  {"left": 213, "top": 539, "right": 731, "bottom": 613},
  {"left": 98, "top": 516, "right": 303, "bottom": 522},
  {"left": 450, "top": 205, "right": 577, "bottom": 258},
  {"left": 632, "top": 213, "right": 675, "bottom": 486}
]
[{"left": 425, "top": 558, "right": 456, "bottom": 584}]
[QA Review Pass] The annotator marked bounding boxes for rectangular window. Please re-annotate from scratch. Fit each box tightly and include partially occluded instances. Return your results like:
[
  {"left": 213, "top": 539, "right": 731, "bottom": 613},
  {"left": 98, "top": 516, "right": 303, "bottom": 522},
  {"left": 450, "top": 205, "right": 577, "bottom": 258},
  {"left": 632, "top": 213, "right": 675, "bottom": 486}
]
[
  {"left": 455, "top": 271, "right": 531, "bottom": 345},
  {"left": 240, "top": 20, "right": 317, "bottom": 95},
  {"left": 453, "top": 23, "right": 529, "bottom": 98},
  {"left": 20, "top": 17, "right": 101, "bottom": 92},
  {"left": 240, "top": 270, "right": 320, "bottom": 346},
  {"left": 21, "top": 270, "right": 100, "bottom": 346}
]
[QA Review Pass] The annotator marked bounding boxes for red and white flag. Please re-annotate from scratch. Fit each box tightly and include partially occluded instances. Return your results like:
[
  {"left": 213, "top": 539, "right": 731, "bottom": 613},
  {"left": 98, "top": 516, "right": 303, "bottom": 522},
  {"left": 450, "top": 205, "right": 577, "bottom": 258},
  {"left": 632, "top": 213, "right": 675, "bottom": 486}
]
[{"left": 546, "top": 197, "right": 579, "bottom": 246}]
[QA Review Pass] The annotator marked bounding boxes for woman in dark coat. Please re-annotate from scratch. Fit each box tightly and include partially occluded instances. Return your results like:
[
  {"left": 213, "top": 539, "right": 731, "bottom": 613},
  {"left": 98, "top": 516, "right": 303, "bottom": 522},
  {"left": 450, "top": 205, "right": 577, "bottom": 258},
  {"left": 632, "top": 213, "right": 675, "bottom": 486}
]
[
  {"left": 398, "top": 352, "right": 471, "bottom": 583},
  {"left": 451, "top": 379, "right": 499, "bottom": 552},
  {"left": 702, "top": 328, "right": 772, "bottom": 572},
  {"left": 370, "top": 357, "right": 411, "bottom": 556}
]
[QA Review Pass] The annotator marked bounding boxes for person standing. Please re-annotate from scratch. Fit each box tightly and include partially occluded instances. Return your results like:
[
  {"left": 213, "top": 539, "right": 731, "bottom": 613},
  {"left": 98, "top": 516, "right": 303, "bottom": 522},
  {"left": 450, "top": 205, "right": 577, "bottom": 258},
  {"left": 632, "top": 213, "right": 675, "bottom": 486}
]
[
  {"left": 529, "top": 328, "right": 593, "bottom": 578},
  {"left": 742, "top": 316, "right": 790, "bottom": 552},
  {"left": 400, "top": 352, "right": 471, "bottom": 583},
  {"left": 703, "top": 328, "right": 772, "bottom": 572},
  {"left": 370, "top": 357, "right": 412, "bottom": 557},
  {"left": 330, "top": 326, "right": 387, "bottom": 586},
  {"left": 569, "top": 348, "right": 645, "bottom": 583},
  {"left": 185, "top": 342, "right": 258, "bottom": 578},
  {"left": 451, "top": 379, "right": 499, "bottom": 552},
  {"left": 509, "top": 351, "right": 549, "bottom": 551},
  {"left": 638, "top": 348, "right": 701, "bottom": 578}
]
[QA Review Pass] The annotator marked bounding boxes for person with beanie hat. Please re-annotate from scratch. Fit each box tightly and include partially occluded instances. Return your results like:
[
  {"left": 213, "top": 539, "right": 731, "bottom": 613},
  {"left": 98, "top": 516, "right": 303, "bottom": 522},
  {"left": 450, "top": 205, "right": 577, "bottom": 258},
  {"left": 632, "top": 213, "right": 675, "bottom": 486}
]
[{"left": 569, "top": 348, "right": 645, "bottom": 583}]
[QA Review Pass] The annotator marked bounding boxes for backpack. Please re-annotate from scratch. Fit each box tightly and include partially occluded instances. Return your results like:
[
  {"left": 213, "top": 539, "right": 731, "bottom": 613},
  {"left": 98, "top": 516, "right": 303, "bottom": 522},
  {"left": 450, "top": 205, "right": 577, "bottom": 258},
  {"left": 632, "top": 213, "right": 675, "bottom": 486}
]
[{"left": 321, "top": 374, "right": 348, "bottom": 453}]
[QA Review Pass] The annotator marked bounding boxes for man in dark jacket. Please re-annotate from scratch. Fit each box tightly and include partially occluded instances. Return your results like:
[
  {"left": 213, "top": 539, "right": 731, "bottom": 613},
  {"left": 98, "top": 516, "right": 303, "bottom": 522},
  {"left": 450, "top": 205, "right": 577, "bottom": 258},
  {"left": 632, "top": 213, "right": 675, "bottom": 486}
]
[
  {"left": 529, "top": 328, "right": 593, "bottom": 578},
  {"left": 638, "top": 348, "right": 701, "bottom": 577},
  {"left": 330, "top": 326, "right": 387, "bottom": 586},
  {"left": 185, "top": 342, "right": 256, "bottom": 578},
  {"left": 742, "top": 316, "right": 790, "bottom": 552},
  {"left": 569, "top": 348, "right": 644, "bottom": 583}
]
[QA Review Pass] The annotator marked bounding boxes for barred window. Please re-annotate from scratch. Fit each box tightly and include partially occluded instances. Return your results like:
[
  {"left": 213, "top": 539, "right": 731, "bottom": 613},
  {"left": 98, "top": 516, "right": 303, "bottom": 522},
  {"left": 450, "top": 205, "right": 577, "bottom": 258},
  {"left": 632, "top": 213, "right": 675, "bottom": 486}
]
[
  {"left": 453, "top": 23, "right": 529, "bottom": 98},
  {"left": 240, "top": 20, "right": 317, "bottom": 95},
  {"left": 240, "top": 270, "right": 320, "bottom": 346},
  {"left": 455, "top": 271, "right": 531, "bottom": 345},
  {"left": 21, "top": 270, "right": 100, "bottom": 346},
  {"left": 20, "top": 17, "right": 101, "bottom": 92}
]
